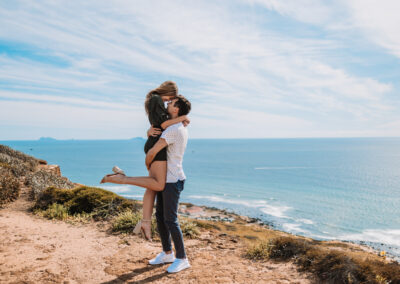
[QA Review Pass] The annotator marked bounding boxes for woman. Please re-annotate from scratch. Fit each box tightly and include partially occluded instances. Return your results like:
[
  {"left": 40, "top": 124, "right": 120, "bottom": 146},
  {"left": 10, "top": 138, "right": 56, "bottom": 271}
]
[{"left": 101, "top": 81, "right": 189, "bottom": 240}]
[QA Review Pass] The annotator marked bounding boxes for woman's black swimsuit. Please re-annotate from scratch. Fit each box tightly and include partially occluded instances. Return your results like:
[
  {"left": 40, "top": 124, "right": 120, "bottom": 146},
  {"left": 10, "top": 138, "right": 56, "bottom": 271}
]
[{"left": 144, "top": 94, "right": 169, "bottom": 161}]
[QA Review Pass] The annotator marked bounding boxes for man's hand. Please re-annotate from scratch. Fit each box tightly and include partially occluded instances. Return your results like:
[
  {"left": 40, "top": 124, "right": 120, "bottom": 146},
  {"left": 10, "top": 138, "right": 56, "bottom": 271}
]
[
  {"left": 147, "top": 126, "right": 162, "bottom": 137},
  {"left": 145, "top": 138, "right": 168, "bottom": 170}
]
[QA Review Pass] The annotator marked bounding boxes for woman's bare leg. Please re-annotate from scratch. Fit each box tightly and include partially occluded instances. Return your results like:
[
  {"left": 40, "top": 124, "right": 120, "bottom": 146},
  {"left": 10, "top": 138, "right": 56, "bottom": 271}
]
[
  {"left": 100, "top": 161, "right": 167, "bottom": 191},
  {"left": 140, "top": 161, "right": 167, "bottom": 240},
  {"left": 142, "top": 188, "right": 157, "bottom": 221}
]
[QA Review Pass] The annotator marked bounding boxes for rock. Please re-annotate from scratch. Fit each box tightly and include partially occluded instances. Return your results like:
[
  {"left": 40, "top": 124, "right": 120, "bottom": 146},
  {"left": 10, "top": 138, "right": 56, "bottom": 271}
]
[
  {"left": 25, "top": 170, "right": 75, "bottom": 199},
  {"left": 44, "top": 165, "right": 61, "bottom": 177},
  {"left": 179, "top": 205, "right": 206, "bottom": 217},
  {"left": 38, "top": 159, "right": 47, "bottom": 165}
]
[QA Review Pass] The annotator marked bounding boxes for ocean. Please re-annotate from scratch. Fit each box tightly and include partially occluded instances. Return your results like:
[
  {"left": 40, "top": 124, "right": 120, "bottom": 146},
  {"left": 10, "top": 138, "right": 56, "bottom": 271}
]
[{"left": 2, "top": 138, "right": 400, "bottom": 259}]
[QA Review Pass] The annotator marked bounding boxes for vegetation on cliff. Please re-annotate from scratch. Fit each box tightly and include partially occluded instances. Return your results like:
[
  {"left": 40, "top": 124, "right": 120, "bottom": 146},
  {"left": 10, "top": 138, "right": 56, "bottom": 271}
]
[
  {"left": 246, "top": 236, "right": 400, "bottom": 283},
  {"left": 34, "top": 186, "right": 139, "bottom": 220},
  {"left": 0, "top": 165, "right": 20, "bottom": 206},
  {"left": 0, "top": 144, "right": 37, "bottom": 205}
]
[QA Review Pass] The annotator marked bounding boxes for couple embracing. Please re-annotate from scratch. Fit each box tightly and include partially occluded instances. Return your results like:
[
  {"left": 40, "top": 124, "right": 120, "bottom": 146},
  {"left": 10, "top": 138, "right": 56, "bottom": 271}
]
[{"left": 101, "top": 81, "right": 192, "bottom": 274}]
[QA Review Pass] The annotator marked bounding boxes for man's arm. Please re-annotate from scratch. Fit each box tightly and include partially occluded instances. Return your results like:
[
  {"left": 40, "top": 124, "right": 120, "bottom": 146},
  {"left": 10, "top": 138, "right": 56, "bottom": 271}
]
[{"left": 145, "top": 138, "right": 168, "bottom": 169}]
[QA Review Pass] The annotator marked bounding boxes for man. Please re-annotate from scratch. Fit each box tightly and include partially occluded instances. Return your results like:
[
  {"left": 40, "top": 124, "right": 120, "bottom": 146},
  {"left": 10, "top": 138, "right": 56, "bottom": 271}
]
[
  {"left": 145, "top": 94, "right": 191, "bottom": 273},
  {"left": 101, "top": 95, "right": 191, "bottom": 273}
]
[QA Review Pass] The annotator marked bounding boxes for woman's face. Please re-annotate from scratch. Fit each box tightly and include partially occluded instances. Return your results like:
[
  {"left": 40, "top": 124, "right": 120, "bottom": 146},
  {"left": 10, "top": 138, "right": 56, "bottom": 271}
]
[{"left": 161, "top": 95, "right": 175, "bottom": 102}]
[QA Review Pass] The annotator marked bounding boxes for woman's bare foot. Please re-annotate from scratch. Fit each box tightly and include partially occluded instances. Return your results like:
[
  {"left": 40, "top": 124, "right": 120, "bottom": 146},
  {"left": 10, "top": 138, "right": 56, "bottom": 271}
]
[
  {"left": 100, "top": 173, "right": 125, "bottom": 184},
  {"left": 141, "top": 219, "right": 152, "bottom": 241}
]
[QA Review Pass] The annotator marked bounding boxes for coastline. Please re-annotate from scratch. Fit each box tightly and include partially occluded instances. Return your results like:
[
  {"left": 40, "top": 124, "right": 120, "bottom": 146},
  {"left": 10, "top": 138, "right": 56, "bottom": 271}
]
[
  {"left": 4, "top": 138, "right": 400, "bottom": 260},
  {"left": 112, "top": 192, "right": 400, "bottom": 263},
  {"left": 1, "top": 144, "right": 400, "bottom": 283}
]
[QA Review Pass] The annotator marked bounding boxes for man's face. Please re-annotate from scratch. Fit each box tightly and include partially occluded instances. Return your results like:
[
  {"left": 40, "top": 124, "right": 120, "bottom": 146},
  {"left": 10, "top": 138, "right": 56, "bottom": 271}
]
[{"left": 167, "top": 98, "right": 179, "bottom": 116}]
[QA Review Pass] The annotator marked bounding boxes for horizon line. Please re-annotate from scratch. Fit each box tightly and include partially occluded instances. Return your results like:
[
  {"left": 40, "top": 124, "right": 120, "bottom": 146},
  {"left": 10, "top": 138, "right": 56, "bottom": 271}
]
[{"left": 1, "top": 136, "right": 400, "bottom": 142}]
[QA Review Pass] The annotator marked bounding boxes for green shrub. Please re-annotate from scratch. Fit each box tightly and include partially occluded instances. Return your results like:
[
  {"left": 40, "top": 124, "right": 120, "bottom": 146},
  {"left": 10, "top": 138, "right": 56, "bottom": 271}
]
[
  {"left": 179, "top": 219, "right": 200, "bottom": 239},
  {"left": 111, "top": 210, "right": 158, "bottom": 236},
  {"left": 112, "top": 210, "right": 142, "bottom": 233},
  {"left": 34, "top": 186, "right": 139, "bottom": 219},
  {"left": 39, "top": 203, "right": 70, "bottom": 220},
  {"left": 0, "top": 167, "right": 20, "bottom": 206},
  {"left": 34, "top": 186, "right": 75, "bottom": 209}
]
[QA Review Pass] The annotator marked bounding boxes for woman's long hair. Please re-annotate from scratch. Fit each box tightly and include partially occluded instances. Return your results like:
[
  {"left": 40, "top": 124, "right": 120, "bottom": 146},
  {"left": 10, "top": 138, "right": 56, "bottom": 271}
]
[{"left": 144, "top": 81, "right": 178, "bottom": 115}]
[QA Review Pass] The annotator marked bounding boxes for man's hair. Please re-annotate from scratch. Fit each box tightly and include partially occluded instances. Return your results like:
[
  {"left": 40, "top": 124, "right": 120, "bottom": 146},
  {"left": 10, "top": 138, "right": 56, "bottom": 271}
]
[{"left": 174, "top": 95, "right": 191, "bottom": 116}]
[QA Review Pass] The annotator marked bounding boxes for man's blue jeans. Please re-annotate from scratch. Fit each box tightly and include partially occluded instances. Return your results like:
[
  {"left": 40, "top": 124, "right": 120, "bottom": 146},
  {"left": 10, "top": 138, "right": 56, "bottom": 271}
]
[{"left": 155, "top": 180, "right": 186, "bottom": 259}]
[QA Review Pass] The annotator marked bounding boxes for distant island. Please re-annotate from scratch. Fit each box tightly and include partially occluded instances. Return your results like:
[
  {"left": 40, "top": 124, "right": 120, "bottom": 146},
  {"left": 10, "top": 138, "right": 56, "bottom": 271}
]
[
  {"left": 38, "top": 137, "right": 57, "bottom": 141},
  {"left": 129, "top": 137, "right": 145, "bottom": 141}
]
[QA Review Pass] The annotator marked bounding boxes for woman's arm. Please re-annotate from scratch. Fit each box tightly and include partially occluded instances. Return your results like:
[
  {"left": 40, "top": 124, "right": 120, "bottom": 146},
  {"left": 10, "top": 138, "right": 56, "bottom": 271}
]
[{"left": 160, "top": 115, "right": 190, "bottom": 130}]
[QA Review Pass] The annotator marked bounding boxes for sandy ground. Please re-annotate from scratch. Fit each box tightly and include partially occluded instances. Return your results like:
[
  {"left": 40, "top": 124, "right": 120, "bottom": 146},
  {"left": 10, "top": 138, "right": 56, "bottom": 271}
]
[{"left": 0, "top": 187, "right": 314, "bottom": 283}]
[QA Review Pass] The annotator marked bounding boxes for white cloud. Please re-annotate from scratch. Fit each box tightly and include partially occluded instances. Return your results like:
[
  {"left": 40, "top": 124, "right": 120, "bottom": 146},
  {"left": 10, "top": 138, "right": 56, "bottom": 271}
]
[
  {"left": 0, "top": 0, "right": 398, "bottom": 139},
  {"left": 346, "top": 0, "right": 400, "bottom": 58},
  {"left": 249, "top": 0, "right": 400, "bottom": 59}
]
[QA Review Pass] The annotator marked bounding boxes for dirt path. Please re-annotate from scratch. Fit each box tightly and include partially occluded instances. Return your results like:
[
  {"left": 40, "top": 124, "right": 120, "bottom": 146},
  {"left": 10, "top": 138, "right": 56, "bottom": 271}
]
[{"left": 0, "top": 187, "right": 313, "bottom": 283}]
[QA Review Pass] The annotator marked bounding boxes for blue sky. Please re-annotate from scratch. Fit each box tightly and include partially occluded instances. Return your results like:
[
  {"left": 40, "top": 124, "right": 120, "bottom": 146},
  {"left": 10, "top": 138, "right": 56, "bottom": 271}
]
[{"left": 0, "top": 0, "right": 399, "bottom": 140}]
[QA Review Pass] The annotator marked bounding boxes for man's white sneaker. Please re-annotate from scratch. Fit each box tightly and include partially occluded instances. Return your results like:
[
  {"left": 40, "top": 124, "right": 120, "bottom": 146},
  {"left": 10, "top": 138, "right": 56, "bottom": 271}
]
[
  {"left": 166, "top": 258, "right": 191, "bottom": 273},
  {"left": 149, "top": 251, "right": 175, "bottom": 265}
]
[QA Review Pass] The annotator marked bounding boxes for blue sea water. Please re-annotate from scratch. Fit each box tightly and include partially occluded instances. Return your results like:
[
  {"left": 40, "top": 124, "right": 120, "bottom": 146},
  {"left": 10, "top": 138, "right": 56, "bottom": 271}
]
[{"left": 2, "top": 138, "right": 400, "bottom": 259}]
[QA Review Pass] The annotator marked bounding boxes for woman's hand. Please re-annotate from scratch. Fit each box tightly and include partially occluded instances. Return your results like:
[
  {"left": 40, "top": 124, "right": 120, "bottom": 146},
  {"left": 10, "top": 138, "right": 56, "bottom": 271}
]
[
  {"left": 179, "top": 115, "right": 190, "bottom": 127},
  {"left": 182, "top": 117, "right": 190, "bottom": 127},
  {"left": 147, "top": 126, "right": 162, "bottom": 137}
]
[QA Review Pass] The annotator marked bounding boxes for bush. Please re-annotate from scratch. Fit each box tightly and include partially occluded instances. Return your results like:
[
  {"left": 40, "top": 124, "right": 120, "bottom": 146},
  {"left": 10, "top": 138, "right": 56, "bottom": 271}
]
[
  {"left": 34, "top": 186, "right": 139, "bottom": 220},
  {"left": 39, "top": 203, "right": 69, "bottom": 220},
  {"left": 245, "top": 241, "right": 273, "bottom": 260},
  {"left": 247, "top": 236, "right": 400, "bottom": 284},
  {"left": 0, "top": 145, "right": 38, "bottom": 175},
  {"left": 112, "top": 210, "right": 142, "bottom": 233},
  {"left": 0, "top": 167, "right": 20, "bottom": 206},
  {"left": 111, "top": 210, "right": 158, "bottom": 237},
  {"left": 179, "top": 219, "right": 200, "bottom": 239},
  {"left": 268, "top": 236, "right": 312, "bottom": 260},
  {"left": 0, "top": 153, "right": 32, "bottom": 176},
  {"left": 0, "top": 144, "right": 39, "bottom": 166}
]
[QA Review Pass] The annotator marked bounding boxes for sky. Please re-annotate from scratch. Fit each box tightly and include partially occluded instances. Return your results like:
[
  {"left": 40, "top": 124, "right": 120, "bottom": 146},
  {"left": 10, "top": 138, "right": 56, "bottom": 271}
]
[{"left": 0, "top": 0, "right": 399, "bottom": 140}]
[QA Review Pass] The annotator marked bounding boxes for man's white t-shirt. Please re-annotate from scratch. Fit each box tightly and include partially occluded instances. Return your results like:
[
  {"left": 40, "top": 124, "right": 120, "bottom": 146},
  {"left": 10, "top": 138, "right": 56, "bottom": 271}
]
[{"left": 161, "top": 122, "right": 188, "bottom": 183}]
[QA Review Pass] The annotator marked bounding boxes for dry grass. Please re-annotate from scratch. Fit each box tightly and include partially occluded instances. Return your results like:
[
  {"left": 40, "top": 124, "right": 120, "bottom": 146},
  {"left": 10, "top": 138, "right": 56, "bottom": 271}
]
[
  {"left": 0, "top": 167, "right": 20, "bottom": 206},
  {"left": 245, "top": 236, "right": 400, "bottom": 284},
  {"left": 194, "top": 219, "right": 221, "bottom": 231},
  {"left": 0, "top": 145, "right": 38, "bottom": 176},
  {"left": 179, "top": 218, "right": 200, "bottom": 239}
]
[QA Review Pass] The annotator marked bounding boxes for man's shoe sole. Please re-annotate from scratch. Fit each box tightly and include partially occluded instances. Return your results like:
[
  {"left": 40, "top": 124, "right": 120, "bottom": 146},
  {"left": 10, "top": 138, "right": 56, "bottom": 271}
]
[
  {"left": 167, "top": 264, "right": 191, "bottom": 273},
  {"left": 149, "top": 259, "right": 175, "bottom": 265}
]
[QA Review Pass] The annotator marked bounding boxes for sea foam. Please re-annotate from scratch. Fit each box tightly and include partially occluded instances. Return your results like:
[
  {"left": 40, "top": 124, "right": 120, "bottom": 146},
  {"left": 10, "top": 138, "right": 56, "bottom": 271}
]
[
  {"left": 339, "top": 229, "right": 400, "bottom": 247},
  {"left": 188, "top": 195, "right": 291, "bottom": 218}
]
